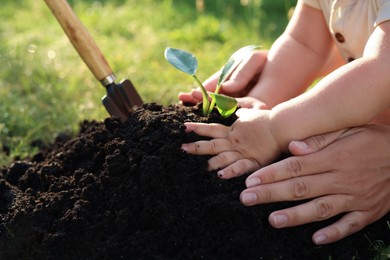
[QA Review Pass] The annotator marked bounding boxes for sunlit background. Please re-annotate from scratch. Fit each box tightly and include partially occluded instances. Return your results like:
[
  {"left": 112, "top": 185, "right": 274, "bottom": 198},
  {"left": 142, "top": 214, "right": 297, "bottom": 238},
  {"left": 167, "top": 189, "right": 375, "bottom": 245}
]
[{"left": 0, "top": 0, "right": 296, "bottom": 166}]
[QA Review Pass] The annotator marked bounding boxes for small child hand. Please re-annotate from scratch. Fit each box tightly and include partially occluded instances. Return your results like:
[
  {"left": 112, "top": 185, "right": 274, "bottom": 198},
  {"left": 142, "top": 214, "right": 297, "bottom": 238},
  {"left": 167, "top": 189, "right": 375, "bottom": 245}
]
[
  {"left": 236, "top": 96, "right": 270, "bottom": 109},
  {"left": 181, "top": 108, "right": 281, "bottom": 178}
]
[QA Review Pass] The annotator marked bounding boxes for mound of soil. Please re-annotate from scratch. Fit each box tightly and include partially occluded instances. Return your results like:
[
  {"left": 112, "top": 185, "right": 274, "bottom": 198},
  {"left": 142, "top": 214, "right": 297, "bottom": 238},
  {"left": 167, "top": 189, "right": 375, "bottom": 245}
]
[{"left": 0, "top": 103, "right": 388, "bottom": 259}]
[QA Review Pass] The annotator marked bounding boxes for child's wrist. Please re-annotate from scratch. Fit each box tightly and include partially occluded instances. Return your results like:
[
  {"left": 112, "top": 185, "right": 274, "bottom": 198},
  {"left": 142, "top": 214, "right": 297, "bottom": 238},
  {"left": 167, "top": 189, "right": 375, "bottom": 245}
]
[{"left": 269, "top": 107, "right": 292, "bottom": 153}]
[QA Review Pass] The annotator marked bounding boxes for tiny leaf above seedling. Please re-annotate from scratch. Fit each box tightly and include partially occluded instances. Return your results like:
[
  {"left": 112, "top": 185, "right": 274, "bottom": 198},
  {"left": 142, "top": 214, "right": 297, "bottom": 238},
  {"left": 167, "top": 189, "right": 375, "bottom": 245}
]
[
  {"left": 216, "top": 45, "right": 260, "bottom": 93},
  {"left": 208, "top": 45, "right": 260, "bottom": 115}
]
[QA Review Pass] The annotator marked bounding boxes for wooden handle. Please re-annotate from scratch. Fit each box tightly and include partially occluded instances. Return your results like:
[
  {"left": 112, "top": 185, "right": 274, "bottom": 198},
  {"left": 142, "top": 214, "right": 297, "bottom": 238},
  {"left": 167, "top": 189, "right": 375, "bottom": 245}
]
[{"left": 44, "top": 0, "right": 113, "bottom": 82}]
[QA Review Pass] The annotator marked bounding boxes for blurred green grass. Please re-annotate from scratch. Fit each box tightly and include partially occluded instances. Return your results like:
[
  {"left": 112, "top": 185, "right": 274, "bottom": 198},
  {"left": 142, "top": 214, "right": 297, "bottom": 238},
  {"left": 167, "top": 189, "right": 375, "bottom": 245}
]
[{"left": 0, "top": 0, "right": 296, "bottom": 166}]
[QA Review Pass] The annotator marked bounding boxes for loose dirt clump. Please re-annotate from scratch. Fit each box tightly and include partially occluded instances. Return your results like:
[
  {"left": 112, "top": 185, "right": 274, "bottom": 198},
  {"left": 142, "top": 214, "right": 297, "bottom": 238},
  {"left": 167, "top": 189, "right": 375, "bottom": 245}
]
[{"left": 0, "top": 103, "right": 389, "bottom": 259}]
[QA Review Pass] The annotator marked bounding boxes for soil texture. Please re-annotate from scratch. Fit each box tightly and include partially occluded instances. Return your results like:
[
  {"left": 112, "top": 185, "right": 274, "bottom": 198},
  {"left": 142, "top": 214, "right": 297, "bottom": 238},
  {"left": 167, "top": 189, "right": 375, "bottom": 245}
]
[{"left": 0, "top": 103, "right": 389, "bottom": 260}]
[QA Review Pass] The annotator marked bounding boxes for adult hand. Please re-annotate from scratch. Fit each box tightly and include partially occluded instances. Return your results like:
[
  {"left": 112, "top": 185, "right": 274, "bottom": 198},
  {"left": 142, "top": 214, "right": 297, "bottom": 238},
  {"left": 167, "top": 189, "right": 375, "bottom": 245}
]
[
  {"left": 240, "top": 125, "right": 390, "bottom": 244},
  {"left": 178, "top": 50, "right": 268, "bottom": 107},
  {"left": 182, "top": 108, "right": 281, "bottom": 177}
]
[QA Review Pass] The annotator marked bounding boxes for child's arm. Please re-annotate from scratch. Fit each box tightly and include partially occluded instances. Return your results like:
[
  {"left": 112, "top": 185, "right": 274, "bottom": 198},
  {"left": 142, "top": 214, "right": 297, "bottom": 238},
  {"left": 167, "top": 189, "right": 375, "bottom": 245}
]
[
  {"left": 247, "top": 2, "right": 342, "bottom": 107},
  {"left": 182, "top": 21, "right": 390, "bottom": 178},
  {"left": 270, "top": 20, "right": 390, "bottom": 150},
  {"left": 179, "top": 2, "right": 344, "bottom": 108}
]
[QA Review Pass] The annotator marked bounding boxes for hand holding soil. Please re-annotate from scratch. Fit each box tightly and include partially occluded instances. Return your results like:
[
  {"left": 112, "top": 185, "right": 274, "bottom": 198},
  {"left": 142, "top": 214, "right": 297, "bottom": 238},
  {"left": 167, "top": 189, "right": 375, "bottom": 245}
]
[{"left": 182, "top": 108, "right": 281, "bottom": 178}]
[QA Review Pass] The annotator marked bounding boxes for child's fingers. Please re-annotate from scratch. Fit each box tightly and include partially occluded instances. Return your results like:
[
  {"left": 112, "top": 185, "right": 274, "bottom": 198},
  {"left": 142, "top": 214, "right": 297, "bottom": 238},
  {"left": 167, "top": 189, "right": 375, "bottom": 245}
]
[
  {"left": 235, "top": 107, "right": 254, "bottom": 118},
  {"left": 183, "top": 122, "right": 229, "bottom": 138},
  {"left": 190, "top": 88, "right": 204, "bottom": 100},
  {"left": 178, "top": 92, "right": 199, "bottom": 104},
  {"left": 207, "top": 151, "right": 242, "bottom": 171},
  {"left": 178, "top": 88, "right": 205, "bottom": 104},
  {"left": 181, "top": 139, "right": 231, "bottom": 155},
  {"left": 222, "top": 51, "right": 264, "bottom": 94},
  {"left": 216, "top": 158, "right": 261, "bottom": 179},
  {"left": 236, "top": 97, "right": 269, "bottom": 109},
  {"left": 202, "top": 71, "right": 220, "bottom": 92}
]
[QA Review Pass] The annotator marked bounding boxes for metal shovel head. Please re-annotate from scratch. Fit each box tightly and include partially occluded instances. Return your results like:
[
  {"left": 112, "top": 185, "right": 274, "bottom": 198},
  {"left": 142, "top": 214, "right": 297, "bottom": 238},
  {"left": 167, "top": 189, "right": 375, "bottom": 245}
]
[{"left": 102, "top": 79, "right": 143, "bottom": 122}]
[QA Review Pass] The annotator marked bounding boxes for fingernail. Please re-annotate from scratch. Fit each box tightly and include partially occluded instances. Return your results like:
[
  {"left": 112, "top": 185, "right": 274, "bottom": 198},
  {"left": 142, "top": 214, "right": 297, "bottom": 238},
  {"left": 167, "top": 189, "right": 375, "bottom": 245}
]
[
  {"left": 217, "top": 170, "right": 224, "bottom": 178},
  {"left": 183, "top": 123, "right": 192, "bottom": 132},
  {"left": 246, "top": 177, "right": 261, "bottom": 187},
  {"left": 181, "top": 144, "right": 188, "bottom": 152},
  {"left": 272, "top": 214, "right": 288, "bottom": 227},
  {"left": 241, "top": 192, "right": 257, "bottom": 205},
  {"left": 291, "top": 141, "right": 308, "bottom": 150},
  {"left": 314, "top": 234, "right": 328, "bottom": 245}
]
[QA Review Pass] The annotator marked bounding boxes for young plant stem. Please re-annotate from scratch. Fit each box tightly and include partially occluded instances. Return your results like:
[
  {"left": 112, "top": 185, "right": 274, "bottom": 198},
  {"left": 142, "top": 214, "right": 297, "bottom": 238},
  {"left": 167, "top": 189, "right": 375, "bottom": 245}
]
[
  {"left": 192, "top": 74, "right": 210, "bottom": 116},
  {"left": 207, "top": 83, "right": 223, "bottom": 116},
  {"left": 165, "top": 46, "right": 255, "bottom": 117}
]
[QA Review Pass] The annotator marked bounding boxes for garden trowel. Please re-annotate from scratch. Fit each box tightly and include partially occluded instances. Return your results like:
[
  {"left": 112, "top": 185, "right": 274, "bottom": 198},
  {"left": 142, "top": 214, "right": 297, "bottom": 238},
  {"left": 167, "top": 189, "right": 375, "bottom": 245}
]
[{"left": 44, "top": 0, "right": 143, "bottom": 122}]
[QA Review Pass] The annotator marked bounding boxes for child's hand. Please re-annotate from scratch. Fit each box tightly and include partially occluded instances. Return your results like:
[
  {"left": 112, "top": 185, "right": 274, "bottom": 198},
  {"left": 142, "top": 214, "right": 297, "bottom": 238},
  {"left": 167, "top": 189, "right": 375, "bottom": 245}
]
[
  {"left": 181, "top": 108, "right": 281, "bottom": 178},
  {"left": 180, "top": 90, "right": 269, "bottom": 109},
  {"left": 236, "top": 96, "right": 270, "bottom": 109},
  {"left": 178, "top": 50, "right": 268, "bottom": 105}
]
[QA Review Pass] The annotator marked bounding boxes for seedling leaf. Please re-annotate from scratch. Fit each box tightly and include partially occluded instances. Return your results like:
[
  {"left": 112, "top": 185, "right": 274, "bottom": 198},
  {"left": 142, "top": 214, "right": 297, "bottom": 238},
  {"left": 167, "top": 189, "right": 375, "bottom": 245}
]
[
  {"left": 216, "top": 45, "right": 260, "bottom": 93},
  {"left": 164, "top": 47, "right": 198, "bottom": 75},
  {"left": 210, "top": 93, "right": 237, "bottom": 118},
  {"left": 206, "top": 45, "right": 259, "bottom": 116}
]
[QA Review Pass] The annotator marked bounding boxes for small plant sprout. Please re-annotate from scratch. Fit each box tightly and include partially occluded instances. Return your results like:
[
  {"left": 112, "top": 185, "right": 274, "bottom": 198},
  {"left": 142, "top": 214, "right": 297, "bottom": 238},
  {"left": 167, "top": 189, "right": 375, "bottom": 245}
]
[{"left": 164, "top": 45, "right": 260, "bottom": 117}]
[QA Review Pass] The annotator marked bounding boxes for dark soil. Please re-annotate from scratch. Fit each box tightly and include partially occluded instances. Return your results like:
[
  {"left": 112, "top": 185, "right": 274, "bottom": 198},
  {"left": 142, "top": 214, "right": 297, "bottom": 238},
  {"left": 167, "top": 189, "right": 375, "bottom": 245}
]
[{"left": 0, "top": 103, "right": 388, "bottom": 260}]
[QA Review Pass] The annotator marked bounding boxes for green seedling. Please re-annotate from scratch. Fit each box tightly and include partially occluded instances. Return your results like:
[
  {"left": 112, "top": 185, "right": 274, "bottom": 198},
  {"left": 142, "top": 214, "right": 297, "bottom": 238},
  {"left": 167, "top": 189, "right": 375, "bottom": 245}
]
[{"left": 164, "top": 45, "right": 259, "bottom": 117}]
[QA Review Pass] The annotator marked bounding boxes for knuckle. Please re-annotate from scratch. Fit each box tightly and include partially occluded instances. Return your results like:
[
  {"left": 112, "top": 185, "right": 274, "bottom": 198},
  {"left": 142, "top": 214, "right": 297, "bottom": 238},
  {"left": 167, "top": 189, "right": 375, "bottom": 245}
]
[
  {"left": 263, "top": 188, "right": 273, "bottom": 202},
  {"left": 346, "top": 221, "right": 362, "bottom": 235},
  {"left": 233, "top": 159, "right": 258, "bottom": 176},
  {"left": 286, "top": 159, "right": 303, "bottom": 178},
  {"left": 328, "top": 215, "right": 365, "bottom": 242},
  {"left": 247, "top": 159, "right": 261, "bottom": 172},
  {"left": 209, "top": 123, "right": 219, "bottom": 131},
  {"left": 232, "top": 160, "right": 247, "bottom": 177},
  {"left": 209, "top": 140, "right": 218, "bottom": 153},
  {"left": 215, "top": 153, "right": 229, "bottom": 167},
  {"left": 237, "top": 158, "right": 248, "bottom": 168},
  {"left": 290, "top": 179, "right": 309, "bottom": 199},
  {"left": 311, "top": 135, "right": 326, "bottom": 149},
  {"left": 315, "top": 199, "right": 332, "bottom": 219},
  {"left": 207, "top": 124, "right": 215, "bottom": 133},
  {"left": 226, "top": 168, "right": 238, "bottom": 178}
]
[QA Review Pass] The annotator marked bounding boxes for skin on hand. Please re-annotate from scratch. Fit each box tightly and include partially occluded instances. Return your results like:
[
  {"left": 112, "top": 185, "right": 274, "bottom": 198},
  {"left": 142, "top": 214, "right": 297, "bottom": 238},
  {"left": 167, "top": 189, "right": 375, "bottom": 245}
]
[
  {"left": 180, "top": 89, "right": 269, "bottom": 109},
  {"left": 236, "top": 97, "right": 270, "bottom": 109},
  {"left": 181, "top": 108, "right": 281, "bottom": 178},
  {"left": 240, "top": 125, "right": 390, "bottom": 245},
  {"left": 179, "top": 3, "right": 390, "bottom": 245}
]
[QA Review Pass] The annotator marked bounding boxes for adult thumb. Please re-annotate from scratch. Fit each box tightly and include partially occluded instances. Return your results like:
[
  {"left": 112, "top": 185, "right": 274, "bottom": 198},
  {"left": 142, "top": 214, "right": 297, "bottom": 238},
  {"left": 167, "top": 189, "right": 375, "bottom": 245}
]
[{"left": 288, "top": 129, "right": 349, "bottom": 156}]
